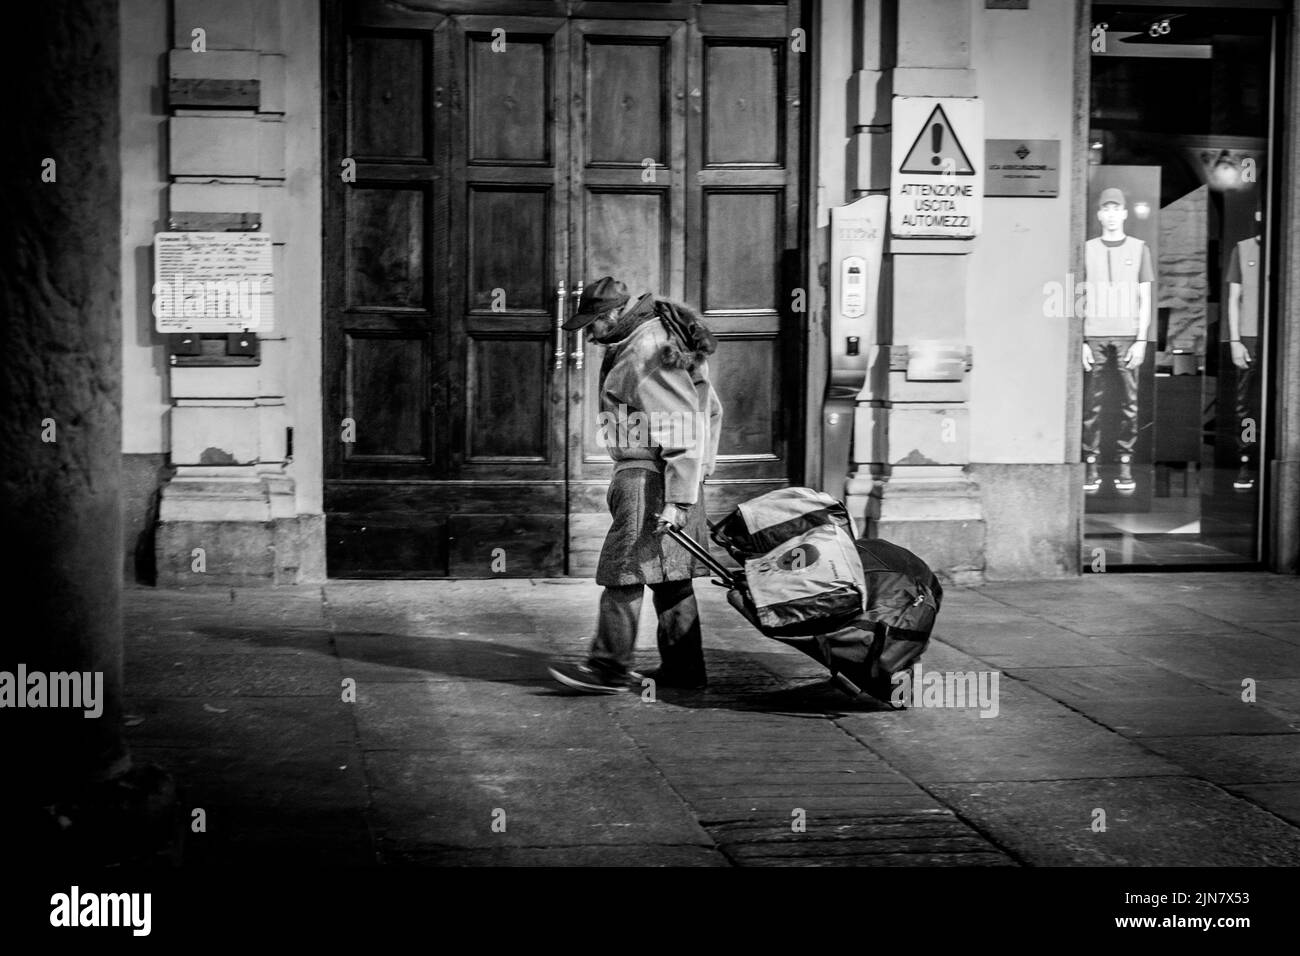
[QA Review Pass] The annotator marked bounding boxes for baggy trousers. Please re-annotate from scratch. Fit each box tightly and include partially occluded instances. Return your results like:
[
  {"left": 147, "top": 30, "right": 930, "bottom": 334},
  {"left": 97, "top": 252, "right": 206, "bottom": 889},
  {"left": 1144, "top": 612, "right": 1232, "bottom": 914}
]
[
  {"left": 589, "top": 580, "right": 704, "bottom": 678},
  {"left": 587, "top": 464, "right": 709, "bottom": 678},
  {"left": 1082, "top": 336, "right": 1139, "bottom": 461}
]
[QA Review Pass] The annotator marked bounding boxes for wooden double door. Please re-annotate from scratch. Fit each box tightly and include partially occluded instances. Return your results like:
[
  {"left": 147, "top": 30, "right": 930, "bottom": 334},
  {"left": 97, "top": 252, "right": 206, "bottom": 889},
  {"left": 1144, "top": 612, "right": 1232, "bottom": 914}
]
[{"left": 325, "top": 0, "right": 805, "bottom": 577}]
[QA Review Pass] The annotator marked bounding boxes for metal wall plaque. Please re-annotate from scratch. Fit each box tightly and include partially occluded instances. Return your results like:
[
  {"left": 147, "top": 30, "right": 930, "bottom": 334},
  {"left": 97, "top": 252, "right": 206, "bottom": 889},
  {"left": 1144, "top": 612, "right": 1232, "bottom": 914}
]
[
  {"left": 986, "top": 139, "right": 1060, "bottom": 197},
  {"left": 153, "top": 232, "right": 274, "bottom": 333}
]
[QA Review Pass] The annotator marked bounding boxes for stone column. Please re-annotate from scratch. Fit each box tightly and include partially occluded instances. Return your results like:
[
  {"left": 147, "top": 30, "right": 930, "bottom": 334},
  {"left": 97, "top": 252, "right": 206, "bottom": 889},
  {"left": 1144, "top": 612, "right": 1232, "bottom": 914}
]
[
  {"left": 2, "top": 2, "right": 177, "bottom": 866},
  {"left": 1, "top": 0, "right": 127, "bottom": 802},
  {"left": 846, "top": 0, "right": 985, "bottom": 582},
  {"left": 1271, "top": 5, "right": 1300, "bottom": 573}
]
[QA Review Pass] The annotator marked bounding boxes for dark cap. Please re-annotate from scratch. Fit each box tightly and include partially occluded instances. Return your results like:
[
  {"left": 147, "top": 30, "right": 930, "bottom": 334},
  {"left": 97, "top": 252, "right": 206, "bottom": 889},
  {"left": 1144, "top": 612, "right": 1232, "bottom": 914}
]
[
  {"left": 562, "top": 276, "right": 630, "bottom": 331},
  {"left": 1098, "top": 187, "right": 1126, "bottom": 208}
]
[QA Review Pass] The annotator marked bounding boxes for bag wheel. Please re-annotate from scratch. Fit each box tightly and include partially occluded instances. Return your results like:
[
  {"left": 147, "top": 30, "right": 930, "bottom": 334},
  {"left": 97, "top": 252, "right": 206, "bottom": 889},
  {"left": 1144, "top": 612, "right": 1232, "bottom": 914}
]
[
  {"left": 833, "top": 672, "right": 863, "bottom": 698},
  {"left": 835, "top": 670, "right": 908, "bottom": 708}
]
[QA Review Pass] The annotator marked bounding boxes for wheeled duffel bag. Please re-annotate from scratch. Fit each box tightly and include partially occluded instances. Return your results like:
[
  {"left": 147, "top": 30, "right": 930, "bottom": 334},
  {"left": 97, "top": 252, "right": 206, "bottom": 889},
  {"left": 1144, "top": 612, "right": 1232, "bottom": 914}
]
[{"left": 663, "top": 489, "right": 942, "bottom": 702}]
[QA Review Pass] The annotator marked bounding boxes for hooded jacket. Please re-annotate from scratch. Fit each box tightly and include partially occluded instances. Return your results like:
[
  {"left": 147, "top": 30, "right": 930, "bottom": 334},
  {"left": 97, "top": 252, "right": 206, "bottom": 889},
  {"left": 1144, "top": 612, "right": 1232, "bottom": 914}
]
[{"left": 595, "top": 293, "right": 724, "bottom": 506}]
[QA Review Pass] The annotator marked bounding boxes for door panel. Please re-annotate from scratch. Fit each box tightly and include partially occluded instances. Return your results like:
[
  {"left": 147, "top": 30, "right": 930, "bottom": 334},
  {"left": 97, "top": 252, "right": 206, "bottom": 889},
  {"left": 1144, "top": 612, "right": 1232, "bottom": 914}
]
[
  {"left": 585, "top": 191, "right": 670, "bottom": 294},
  {"left": 704, "top": 44, "right": 781, "bottom": 166},
  {"left": 450, "top": 15, "right": 567, "bottom": 483},
  {"left": 702, "top": 189, "right": 781, "bottom": 310},
  {"left": 467, "top": 37, "right": 551, "bottom": 164},
  {"left": 466, "top": 187, "right": 551, "bottom": 312},
  {"left": 346, "top": 184, "right": 428, "bottom": 309},
  {"left": 442, "top": 15, "right": 570, "bottom": 575},
  {"left": 325, "top": 1, "right": 803, "bottom": 577},
  {"left": 567, "top": 19, "right": 688, "bottom": 571},
  {"left": 687, "top": 12, "right": 799, "bottom": 494},
  {"left": 329, "top": 512, "right": 448, "bottom": 577},
  {"left": 325, "top": 11, "right": 447, "bottom": 530},
  {"left": 346, "top": 332, "right": 432, "bottom": 460},
  {"left": 467, "top": 337, "right": 551, "bottom": 460},
  {"left": 347, "top": 33, "right": 431, "bottom": 162},
  {"left": 585, "top": 41, "right": 666, "bottom": 165},
  {"left": 710, "top": 336, "right": 780, "bottom": 458}
]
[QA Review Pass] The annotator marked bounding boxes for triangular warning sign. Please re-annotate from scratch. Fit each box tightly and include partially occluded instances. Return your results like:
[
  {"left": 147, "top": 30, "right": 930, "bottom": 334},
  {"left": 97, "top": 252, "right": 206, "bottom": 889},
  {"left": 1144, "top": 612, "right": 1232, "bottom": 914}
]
[{"left": 899, "top": 104, "right": 975, "bottom": 175}]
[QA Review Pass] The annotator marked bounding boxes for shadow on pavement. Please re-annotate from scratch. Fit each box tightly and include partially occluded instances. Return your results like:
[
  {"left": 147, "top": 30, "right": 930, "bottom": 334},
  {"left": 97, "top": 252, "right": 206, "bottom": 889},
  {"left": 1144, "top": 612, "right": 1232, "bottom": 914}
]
[{"left": 163, "top": 621, "right": 896, "bottom": 717}]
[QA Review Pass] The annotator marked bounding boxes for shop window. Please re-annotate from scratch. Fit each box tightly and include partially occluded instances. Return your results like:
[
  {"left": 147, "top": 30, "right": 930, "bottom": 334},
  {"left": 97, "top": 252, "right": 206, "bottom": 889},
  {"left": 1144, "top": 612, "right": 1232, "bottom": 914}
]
[{"left": 1085, "top": 5, "right": 1274, "bottom": 567}]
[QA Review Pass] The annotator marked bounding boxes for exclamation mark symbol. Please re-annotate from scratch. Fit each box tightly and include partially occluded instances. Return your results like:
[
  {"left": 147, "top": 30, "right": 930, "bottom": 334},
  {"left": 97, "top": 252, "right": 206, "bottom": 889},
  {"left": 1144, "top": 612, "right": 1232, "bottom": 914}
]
[{"left": 931, "top": 123, "right": 944, "bottom": 166}]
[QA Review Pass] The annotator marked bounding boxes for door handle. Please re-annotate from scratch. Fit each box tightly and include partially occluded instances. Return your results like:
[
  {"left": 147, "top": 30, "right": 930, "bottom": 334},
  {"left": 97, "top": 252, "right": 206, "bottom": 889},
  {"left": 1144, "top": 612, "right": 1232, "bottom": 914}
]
[
  {"left": 553, "top": 279, "right": 567, "bottom": 371},
  {"left": 569, "top": 279, "right": 585, "bottom": 371}
]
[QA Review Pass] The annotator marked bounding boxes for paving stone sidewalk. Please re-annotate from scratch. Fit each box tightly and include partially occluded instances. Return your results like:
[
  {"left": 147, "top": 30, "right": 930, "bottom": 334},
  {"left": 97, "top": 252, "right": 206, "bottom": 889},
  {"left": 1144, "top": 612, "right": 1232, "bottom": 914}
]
[{"left": 122, "top": 573, "right": 1300, "bottom": 866}]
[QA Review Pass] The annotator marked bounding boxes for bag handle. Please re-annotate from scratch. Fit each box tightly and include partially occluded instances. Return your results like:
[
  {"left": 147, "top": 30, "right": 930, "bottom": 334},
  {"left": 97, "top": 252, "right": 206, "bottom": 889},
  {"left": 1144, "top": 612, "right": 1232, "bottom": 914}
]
[{"left": 662, "top": 524, "right": 736, "bottom": 589}]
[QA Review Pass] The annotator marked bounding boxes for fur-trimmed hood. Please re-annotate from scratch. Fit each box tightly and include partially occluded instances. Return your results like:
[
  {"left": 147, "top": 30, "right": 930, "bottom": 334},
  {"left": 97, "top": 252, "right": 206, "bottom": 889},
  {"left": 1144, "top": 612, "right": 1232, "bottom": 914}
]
[
  {"left": 594, "top": 293, "right": 718, "bottom": 373},
  {"left": 652, "top": 297, "right": 717, "bottom": 372}
]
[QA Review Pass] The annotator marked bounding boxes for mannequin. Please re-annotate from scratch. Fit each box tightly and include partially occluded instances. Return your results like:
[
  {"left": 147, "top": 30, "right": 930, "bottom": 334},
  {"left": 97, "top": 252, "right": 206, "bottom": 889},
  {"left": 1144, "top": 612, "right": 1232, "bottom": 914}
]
[
  {"left": 1226, "top": 211, "right": 1263, "bottom": 491},
  {"left": 1081, "top": 187, "right": 1154, "bottom": 494}
]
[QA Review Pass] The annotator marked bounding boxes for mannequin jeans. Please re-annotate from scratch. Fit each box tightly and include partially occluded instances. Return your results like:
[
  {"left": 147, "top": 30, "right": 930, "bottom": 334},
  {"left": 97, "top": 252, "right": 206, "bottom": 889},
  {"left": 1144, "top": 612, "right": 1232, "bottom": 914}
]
[
  {"left": 1234, "top": 336, "right": 1261, "bottom": 465},
  {"left": 1082, "top": 336, "right": 1139, "bottom": 461}
]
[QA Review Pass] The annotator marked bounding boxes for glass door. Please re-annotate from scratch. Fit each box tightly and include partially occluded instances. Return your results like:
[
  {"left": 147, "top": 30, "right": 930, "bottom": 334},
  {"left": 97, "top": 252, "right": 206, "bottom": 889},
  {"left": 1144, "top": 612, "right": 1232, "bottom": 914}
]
[{"left": 1084, "top": 4, "right": 1275, "bottom": 567}]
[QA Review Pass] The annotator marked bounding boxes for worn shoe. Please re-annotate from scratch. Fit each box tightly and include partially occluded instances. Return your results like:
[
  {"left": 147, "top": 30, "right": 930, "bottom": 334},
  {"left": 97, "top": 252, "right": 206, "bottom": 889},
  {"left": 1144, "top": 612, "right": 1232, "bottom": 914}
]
[
  {"left": 1114, "top": 456, "right": 1136, "bottom": 493},
  {"left": 1234, "top": 463, "right": 1257, "bottom": 491},
  {"left": 547, "top": 661, "right": 630, "bottom": 695},
  {"left": 628, "top": 666, "right": 708, "bottom": 690},
  {"left": 1084, "top": 457, "right": 1101, "bottom": 494}
]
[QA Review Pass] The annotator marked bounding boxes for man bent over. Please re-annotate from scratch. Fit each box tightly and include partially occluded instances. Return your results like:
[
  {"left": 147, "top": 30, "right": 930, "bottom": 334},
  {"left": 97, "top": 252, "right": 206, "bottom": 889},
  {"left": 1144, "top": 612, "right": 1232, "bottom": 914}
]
[{"left": 548, "top": 277, "right": 724, "bottom": 694}]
